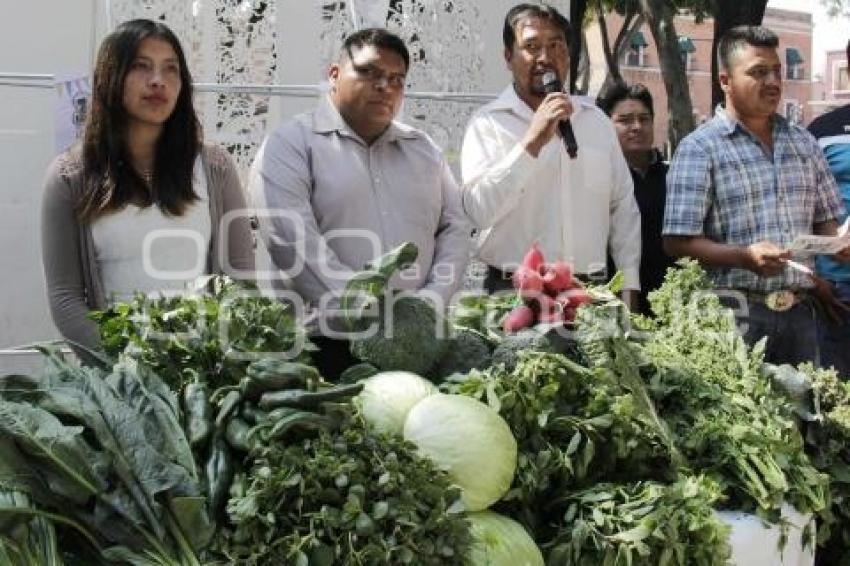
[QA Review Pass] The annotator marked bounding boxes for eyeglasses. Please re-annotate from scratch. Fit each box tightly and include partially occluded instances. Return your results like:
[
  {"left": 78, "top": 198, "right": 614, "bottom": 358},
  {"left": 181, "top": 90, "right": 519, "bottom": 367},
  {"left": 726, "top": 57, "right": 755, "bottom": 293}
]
[
  {"left": 613, "top": 113, "right": 653, "bottom": 126},
  {"left": 350, "top": 63, "right": 407, "bottom": 89},
  {"left": 345, "top": 46, "right": 407, "bottom": 89}
]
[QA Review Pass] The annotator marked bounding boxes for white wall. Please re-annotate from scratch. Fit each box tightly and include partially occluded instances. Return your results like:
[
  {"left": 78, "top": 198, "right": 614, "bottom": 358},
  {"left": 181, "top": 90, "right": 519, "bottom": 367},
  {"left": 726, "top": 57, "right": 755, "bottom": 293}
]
[
  {"left": 0, "top": 0, "right": 570, "bottom": 354},
  {"left": 0, "top": 0, "right": 105, "bottom": 349}
]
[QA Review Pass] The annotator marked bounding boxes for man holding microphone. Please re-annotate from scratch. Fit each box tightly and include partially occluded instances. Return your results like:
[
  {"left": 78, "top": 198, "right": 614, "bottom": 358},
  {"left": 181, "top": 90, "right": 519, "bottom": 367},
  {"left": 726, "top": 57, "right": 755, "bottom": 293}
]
[{"left": 461, "top": 3, "right": 641, "bottom": 308}]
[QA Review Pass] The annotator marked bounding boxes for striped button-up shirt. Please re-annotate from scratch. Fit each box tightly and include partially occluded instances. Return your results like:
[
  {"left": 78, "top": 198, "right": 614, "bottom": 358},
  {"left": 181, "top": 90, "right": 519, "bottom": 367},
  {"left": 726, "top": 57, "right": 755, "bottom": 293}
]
[{"left": 663, "top": 107, "right": 843, "bottom": 291}]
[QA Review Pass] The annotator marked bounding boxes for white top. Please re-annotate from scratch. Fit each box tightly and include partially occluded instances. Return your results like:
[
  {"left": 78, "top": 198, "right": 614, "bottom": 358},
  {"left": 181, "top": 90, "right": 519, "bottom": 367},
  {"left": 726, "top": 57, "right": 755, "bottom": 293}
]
[
  {"left": 92, "top": 158, "right": 211, "bottom": 303},
  {"left": 461, "top": 85, "right": 642, "bottom": 290}
]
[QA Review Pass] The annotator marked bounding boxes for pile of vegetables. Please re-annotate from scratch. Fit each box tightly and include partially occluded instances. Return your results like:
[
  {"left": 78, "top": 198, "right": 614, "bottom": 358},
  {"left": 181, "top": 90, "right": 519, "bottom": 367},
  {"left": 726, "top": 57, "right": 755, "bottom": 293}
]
[{"left": 3, "top": 241, "right": 850, "bottom": 564}]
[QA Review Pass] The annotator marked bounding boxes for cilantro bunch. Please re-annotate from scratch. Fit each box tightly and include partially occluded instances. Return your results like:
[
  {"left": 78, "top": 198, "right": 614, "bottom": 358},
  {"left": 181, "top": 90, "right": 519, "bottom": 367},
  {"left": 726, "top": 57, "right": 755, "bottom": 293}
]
[
  {"left": 221, "top": 418, "right": 471, "bottom": 565},
  {"left": 640, "top": 261, "right": 828, "bottom": 519}
]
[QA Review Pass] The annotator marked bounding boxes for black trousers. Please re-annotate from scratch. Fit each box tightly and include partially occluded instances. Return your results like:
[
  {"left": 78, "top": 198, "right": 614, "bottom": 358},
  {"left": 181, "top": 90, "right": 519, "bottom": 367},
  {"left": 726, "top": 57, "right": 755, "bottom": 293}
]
[
  {"left": 310, "top": 336, "right": 359, "bottom": 382},
  {"left": 483, "top": 266, "right": 607, "bottom": 294}
]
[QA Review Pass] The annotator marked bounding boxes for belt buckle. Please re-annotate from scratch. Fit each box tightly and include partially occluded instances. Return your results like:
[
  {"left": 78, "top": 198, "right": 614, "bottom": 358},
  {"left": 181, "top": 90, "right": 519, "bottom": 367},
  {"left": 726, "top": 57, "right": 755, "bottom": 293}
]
[{"left": 765, "top": 290, "right": 795, "bottom": 312}]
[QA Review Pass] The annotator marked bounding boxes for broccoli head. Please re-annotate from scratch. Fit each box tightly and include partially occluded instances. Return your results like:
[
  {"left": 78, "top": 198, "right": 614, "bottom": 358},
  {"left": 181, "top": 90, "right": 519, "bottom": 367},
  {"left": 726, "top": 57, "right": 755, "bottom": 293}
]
[
  {"left": 432, "top": 327, "right": 493, "bottom": 379},
  {"left": 350, "top": 294, "right": 449, "bottom": 376},
  {"left": 490, "top": 328, "right": 585, "bottom": 371}
]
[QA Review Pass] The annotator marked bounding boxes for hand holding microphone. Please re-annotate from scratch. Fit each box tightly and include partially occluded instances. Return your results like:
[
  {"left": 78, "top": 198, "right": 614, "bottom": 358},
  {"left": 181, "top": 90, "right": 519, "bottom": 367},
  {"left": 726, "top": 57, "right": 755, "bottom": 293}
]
[{"left": 541, "top": 71, "right": 578, "bottom": 159}]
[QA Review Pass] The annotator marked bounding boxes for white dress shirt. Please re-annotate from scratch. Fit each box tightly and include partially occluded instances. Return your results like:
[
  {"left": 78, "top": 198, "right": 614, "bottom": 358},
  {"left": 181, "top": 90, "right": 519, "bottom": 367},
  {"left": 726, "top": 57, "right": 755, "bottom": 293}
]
[
  {"left": 251, "top": 95, "right": 470, "bottom": 312},
  {"left": 461, "top": 85, "right": 641, "bottom": 290}
]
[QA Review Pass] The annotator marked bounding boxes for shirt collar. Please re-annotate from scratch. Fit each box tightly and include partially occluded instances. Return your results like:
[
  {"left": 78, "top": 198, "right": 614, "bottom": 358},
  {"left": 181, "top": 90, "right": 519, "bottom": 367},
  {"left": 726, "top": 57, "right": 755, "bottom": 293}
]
[
  {"left": 490, "top": 84, "right": 592, "bottom": 120},
  {"left": 313, "top": 95, "right": 418, "bottom": 144},
  {"left": 713, "top": 104, "right": 789, "bottom": 137}
]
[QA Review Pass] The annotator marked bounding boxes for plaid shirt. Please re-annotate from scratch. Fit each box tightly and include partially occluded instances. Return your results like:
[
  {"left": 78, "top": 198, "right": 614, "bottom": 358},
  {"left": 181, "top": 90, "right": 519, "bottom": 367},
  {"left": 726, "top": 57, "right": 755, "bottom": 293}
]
[{"left": 663, "top": 107, "right": 843, "bottom": 291}]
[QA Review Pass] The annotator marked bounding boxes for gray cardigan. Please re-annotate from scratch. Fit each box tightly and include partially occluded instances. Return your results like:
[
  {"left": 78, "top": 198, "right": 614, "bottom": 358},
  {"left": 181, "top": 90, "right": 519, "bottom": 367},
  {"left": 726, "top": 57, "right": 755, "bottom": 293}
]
[{"left": 41, "top": 144, "right": 255, "bottom": 353}]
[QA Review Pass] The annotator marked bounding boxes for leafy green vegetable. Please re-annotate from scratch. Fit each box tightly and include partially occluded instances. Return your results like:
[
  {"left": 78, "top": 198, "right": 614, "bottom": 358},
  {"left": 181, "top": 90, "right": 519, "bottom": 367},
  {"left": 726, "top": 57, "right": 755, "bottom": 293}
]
[
  {"left": 640, "top": 260, "right": 828, "bottom": 519},
  {"left": 0, "top": 346, "right": 211, "bottom": 564},
  {"left": 357, "top": 371, "right": 437, "bottom": 435},
  {"left": 403, "top": 394, "right": 517, "bottom": 512},
  {"left": 784, "top": 363, "right": 850, "bottom": 563},
  {"left": 90, "top": 276, "right": 314, "bottom": 390},
  {"left": 220, "top": 417, "right": 472, "bottom": 565},
  {"left": 467, "top": 510, "right": 543, "bottom": 566},
  {"left": 444, "top": 351, "right": 674, "bottom": 543},
  {"left": 545, "top": 476, "right": 731, "bottom": 566}
]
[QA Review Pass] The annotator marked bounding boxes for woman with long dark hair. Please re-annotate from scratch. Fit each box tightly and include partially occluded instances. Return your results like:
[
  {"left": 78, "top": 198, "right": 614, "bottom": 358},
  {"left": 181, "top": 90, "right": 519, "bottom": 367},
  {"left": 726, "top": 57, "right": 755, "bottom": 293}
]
[{"left": 41, "top": 19, "right": 254, "bottom": 355}]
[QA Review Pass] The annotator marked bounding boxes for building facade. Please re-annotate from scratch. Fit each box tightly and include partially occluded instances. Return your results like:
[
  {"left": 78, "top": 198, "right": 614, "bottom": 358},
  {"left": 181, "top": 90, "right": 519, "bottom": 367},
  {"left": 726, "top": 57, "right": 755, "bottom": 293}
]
[
  {"left": 592, "top": 8, "right": 813, "bottom": 150},
  {"left": 811, "top": 47, "right": 850, "bottom": 120}
]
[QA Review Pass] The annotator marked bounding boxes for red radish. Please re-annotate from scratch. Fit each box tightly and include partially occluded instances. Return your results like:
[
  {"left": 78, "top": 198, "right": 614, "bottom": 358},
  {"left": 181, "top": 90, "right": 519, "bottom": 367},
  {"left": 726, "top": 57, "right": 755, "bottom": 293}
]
[
  {"left": 521, "top": 242, "right": 545, "bottom": 272},
  {"left": 541, "top": 261, "right": 573, "bottom": 295},
  {"left": 512, "top": 266, "right": 544, "bottom": 296},
  {"left": 503, "top": 304, "right": 535, "bottom": 332},
  {"left": 558, "top": 288, "right": 593, "bottom": 308},
  {"left": 562, "top": 306, "right": 577, "bottom": 323},
  {"left": 534, "top": 293, "right": 558, "bottom": 315},
  {"left": 538, "top": 309, "right": 565, "bottom": 325}
]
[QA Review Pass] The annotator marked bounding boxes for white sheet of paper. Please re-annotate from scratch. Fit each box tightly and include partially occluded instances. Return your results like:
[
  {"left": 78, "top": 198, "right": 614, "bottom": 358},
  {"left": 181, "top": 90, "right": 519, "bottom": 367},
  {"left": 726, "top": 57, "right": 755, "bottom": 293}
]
[{"left": 788, "top": 233, "right": 850, "bottom": 256}]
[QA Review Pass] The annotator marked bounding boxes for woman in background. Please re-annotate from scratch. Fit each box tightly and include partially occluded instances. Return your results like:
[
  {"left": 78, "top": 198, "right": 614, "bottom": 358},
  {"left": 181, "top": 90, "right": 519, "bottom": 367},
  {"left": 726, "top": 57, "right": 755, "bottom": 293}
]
[{"left": 41, "top": 18, "right": 254, "bottom": 357}]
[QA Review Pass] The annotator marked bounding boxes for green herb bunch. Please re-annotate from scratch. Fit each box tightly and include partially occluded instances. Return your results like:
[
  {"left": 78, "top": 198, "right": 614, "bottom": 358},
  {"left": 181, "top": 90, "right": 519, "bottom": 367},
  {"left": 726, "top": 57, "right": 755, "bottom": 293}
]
[
  {"left": 90, "top": 276, "right": 313, "bottom": 390},
  {"left": 544, "top": 476, "right": 731, "bottom": 566},
  {"left": 221, "top": 417, "right": 471, "bottom": 565},
  {"left": 640, "top": 260, "right": 828, "bottom": 518},
  {"left": 794, "top": 363, "right": 850, "bottom": 563},
  {"left": 444, "top": 351, "right": 674, "bottom": 543}
]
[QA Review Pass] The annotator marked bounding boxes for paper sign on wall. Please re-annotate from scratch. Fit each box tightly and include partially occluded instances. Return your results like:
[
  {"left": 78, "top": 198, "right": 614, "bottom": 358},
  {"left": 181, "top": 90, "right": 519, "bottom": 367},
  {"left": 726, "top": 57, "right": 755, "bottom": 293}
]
[{"left": 54, "top": 72, "right": 91, "bottom": 153}]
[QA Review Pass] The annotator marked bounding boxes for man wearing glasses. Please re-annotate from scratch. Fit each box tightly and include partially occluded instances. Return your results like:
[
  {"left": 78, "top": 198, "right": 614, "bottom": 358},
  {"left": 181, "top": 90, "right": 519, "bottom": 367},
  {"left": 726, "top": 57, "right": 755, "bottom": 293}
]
[
  {"left": 461, "top": 3, "right": 641, "bottom": 308},
  {"left": 250, "top": 28, "right": 469, "bottom": 378},
  {"left": 663, "top": 26, "right": 850, "bottom": 366}
]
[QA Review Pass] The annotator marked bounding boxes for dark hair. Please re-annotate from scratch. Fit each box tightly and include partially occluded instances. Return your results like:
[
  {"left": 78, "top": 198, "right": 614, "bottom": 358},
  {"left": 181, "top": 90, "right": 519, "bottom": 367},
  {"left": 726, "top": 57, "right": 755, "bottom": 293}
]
[
  {"left": 341, "top": 28, "right": 410, "bottom": 70},
  {"left": 597, "top": 82, "right": 654, "bottom": 117},
  {"left": 846, "top": 38, "right": 849, "bottom": 66},
  {"left": 78, "top": 18, "right": 201, "bottom": 222},
  {"left": 503, "top": 3, "right": 571, "bottom": 52},
  {"left": 717, "top": 25, "right": 779, "bottom": 72}
]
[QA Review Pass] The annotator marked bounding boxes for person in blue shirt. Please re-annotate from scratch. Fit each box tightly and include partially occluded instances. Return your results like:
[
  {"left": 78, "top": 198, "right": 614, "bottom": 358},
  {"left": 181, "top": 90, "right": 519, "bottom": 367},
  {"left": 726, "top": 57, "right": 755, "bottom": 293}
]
[{"left": 807, "top": 39, "right": 850, "bottom": 379}]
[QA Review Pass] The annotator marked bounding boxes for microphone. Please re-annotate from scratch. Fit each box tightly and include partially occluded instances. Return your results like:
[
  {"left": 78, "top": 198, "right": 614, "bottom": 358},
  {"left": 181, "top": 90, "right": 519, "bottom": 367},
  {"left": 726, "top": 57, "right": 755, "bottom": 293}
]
[{"left": 541, "top": 71, "right": 578, "bottom": 159}]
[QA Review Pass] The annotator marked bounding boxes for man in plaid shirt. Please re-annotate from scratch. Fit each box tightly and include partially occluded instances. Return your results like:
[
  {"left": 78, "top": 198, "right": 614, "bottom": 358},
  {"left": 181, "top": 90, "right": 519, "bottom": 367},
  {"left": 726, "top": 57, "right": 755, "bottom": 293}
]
[{"left": 663, "top": 25, "right": 850, "bottom": 366}]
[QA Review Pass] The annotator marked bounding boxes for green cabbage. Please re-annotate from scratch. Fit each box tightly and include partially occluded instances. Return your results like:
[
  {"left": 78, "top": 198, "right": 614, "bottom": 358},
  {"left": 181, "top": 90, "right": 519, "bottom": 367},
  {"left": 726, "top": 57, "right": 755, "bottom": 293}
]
[
  {"left": 357, "top": 371, "right": 438, "bottom": 435},
  {"left": 468, "top": 511, "right": 543, "bottom": 566},
  {"left": 403, "top": 394, "right": 517, "bottom": 511}
]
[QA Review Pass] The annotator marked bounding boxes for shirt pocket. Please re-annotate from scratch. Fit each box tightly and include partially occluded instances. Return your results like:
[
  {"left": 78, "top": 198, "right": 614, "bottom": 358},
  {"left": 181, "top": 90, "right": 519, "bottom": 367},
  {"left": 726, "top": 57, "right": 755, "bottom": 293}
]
[
  {"left": 779, "top": 153, "right": 817, "bottom": 212},
  {"left": 575, "top": 147, "right": 613, "bottom": 205}
]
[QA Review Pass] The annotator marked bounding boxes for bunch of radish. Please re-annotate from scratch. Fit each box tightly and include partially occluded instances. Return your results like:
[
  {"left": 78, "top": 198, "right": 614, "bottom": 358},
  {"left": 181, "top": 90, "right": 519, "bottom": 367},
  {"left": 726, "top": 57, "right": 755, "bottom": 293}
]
[{"left": 502, "top": 242, "right": 593, "bottom": 333}]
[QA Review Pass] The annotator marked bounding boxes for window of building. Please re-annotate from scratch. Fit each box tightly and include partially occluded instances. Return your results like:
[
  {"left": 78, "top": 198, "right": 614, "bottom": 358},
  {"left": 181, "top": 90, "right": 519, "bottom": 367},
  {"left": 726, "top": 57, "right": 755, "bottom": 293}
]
[
  {"left": 783, "top": 100, "right": 801, "bottom": 125},
  {"left": 625, "top": 30, "right": 648, "bottom": 67},
  {"left": 678, "top": 36, "right": 696, "bottom": 71},
  {"left": 785, "top": 48, "right": 804, "bottom": 80},
  {"left": 835, "top": 65, "right": 850, "bottom": 93}
]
